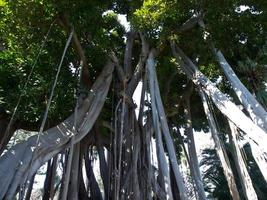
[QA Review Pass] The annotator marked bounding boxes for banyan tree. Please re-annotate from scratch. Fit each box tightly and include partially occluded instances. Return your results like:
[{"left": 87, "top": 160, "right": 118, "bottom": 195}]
[{"left": 0, "top": 0, "right": 267, "bottom": 199}]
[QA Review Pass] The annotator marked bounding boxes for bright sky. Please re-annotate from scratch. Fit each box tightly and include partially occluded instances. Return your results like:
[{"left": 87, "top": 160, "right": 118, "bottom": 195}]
[{"left": 118, "top": 14, "right": 130, "bottom": 32}]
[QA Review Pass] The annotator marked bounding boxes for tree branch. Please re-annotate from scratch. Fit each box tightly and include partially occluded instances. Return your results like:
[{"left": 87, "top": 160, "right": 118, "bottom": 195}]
[
  {"left": 57, "top": 14, "right": 92, "bottom": 88},
  {"left": 127, "top": 32, "right": 149, "bottom": 96},
  {"left": 178, "top": 14, "right": 204, "bottom": 32}
]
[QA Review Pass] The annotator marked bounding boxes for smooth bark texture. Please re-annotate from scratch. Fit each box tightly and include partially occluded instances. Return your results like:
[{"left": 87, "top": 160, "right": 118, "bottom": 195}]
[
  {"left": 228, "top": 121, "right": 258, "bottom": 200},
  {"left": 148, "top": 60, "right": 173, "bottom": 200},
  {"left": 1, "top": 22, "right": 266, "bottom": 200},
  {"left": 199, "top": 88, "right": 240, "bottom": 200},
  {"left": 147, "top": 51, "right": 188, "bottom": 200},
  {"left": 248, "top": 140, "right": 267, "bottom": 184},
  {"left": 214, "top": 49, "right": 267, "bottom": 132},
  {"left": 0, "top": 62, "right": 114, "bottom": 199},
  {"left": 126, "top": 33, "right": 149, "bottom": 96},
  {"left": 171, "top": 43, "right": 267, "bottom": 158},
  {"left": 68, "top": 143, "right": 80, "bottom": 200}
]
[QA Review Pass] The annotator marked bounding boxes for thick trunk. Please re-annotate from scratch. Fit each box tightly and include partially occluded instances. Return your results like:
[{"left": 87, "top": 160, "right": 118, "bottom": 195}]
[
  {"left": 114, "top": 99, "right": 126, "bottom": 200},
  {"left": 111, "top": 34, "right": 149, "bottom": 199},
  {"left": 171, "top": 45, "right": 267, "bottom": 178},
  {"left": 58, "top": 154, "right": 67, "bottom": 200},
  {"left": 50, "top": 155, "right": 58, "bottom": 199},
  {"left": 199, "top": 88, "right": 240, "bottom": 200},
  {"left": 142, "top": 116, "right": 154, "bottom": 200},
  {"left": 228, "top": 121, "right": 258, "bottom": 200},
  {"left": 147, "top": 51, "right": 188, "bottom": 200},
  {"left": 148, "top": 52, "right": 173, "bottom": 200},
  {"left": 126, "top": 33, "right": 149, "bottom": 96},
  {"left": 214, "top": 49, "right": 267, "bottom": 131},
  {"left": 0, "top": 62, "right": 114, "bottom": 199}
]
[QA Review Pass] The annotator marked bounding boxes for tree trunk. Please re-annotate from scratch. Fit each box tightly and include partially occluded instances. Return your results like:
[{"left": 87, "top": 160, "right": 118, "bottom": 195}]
[
  {"left": 0, "top": 62, "right": 114, "bottom": 199},
  {"left": 214, "top": 49, "right": 267, "bottom": 132},
  {"left": 199, "top": 87, "right": 240, "bottom": 200},
  {"left": 42, "top": 155, "right": 58, "bottom": 200},
  {"left": 147, "top": 51, "right": 188, "bottom": 200},
  {"left": 25, "top": 173, "right": 36, "bottom": 200},
  {"left": 171, "top": 44, "right": 267, "bottom": 180},
  {"left": 84, "top": 147, "right": 103, "bottom": 200},
  {"left": 148, "top": 52, "right": 174, "bottom": 200},
  {"left": 183, "top": 92, "right": 207, "bottom": 200},
  {"left": 68, "top": 143, "right": 80, "bottom": 200},
  {"left": 228, "top": 121, "right": 258, "bottom": 200},
  {"left": 43, "top": 160, "right": 52, "bottom": 200}
]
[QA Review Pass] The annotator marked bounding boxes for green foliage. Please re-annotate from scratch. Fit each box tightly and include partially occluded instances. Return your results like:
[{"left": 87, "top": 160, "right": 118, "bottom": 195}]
[
  {"left": 133, "top": 0, "right": 167, "bottom": 30},
  {"left": 0, "top": 0, "right": 267, "bottom": 198},
  {"left": 236, "top": 41, "right": 267, "bottom": 107},
  {"left": 0, "top": 0, "right": 126, "bottom": 125},
  {"left": 201, "top": 141, "right": 267, "bottom": 199},
  {"left": 200, "top": 149, "right": 232, "bottom": 199}
]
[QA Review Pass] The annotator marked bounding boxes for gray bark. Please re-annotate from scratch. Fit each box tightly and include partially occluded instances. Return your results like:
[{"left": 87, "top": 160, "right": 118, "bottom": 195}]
[
  {"left": 171, "top": 44, "right": 267, "bottom": 165},
  {"left": 68, "top": 143, "right": 80, "bottom": 200},
  {"left": 147, "top": 53, "right": 173, "bottom": 200},
  {"left": 198, "top": 88, "right": 240, "bottom": 200},
  {"left": 248, "top": 140, "right": 267, "bottom": 184},
  {"left": 126, "top": 32, "right": 149, "bottom": 96},
  {"left": 147, "top": 51, "right": 188, "bottom": 200},
  {"left": 42, "top": 155, "right": 58, "bottom": 200},
  {"left": 228, "top": 121, "right": 258, "bottom": 200},
  {"left": 0, "top": 62, "right": 114, "bottom": 199},
  {"left": 214, "top": 49, "right": 267, "bottom": 132},
  {"left": 124, "top": 31, "right": 136, "bottom": 77},
  {"left": 132, "top": 117, "right": 141, "bottom": 200},
  {"left": 184, "top": 98, "right": 207, "bottom": 200},
  {"left": 61, "top": 140, "right": 75, "bottom": 200}
]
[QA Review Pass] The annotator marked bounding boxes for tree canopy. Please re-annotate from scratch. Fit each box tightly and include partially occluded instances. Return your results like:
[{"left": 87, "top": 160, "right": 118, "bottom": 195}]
[{"left": 0, "top": 0, "right": 267, "bottom": 199}]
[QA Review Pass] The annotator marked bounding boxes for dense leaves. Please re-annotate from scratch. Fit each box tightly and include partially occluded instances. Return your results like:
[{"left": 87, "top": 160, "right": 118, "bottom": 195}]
[{"left": 0, "top": 0, "right": 267, "bottom": 199}]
